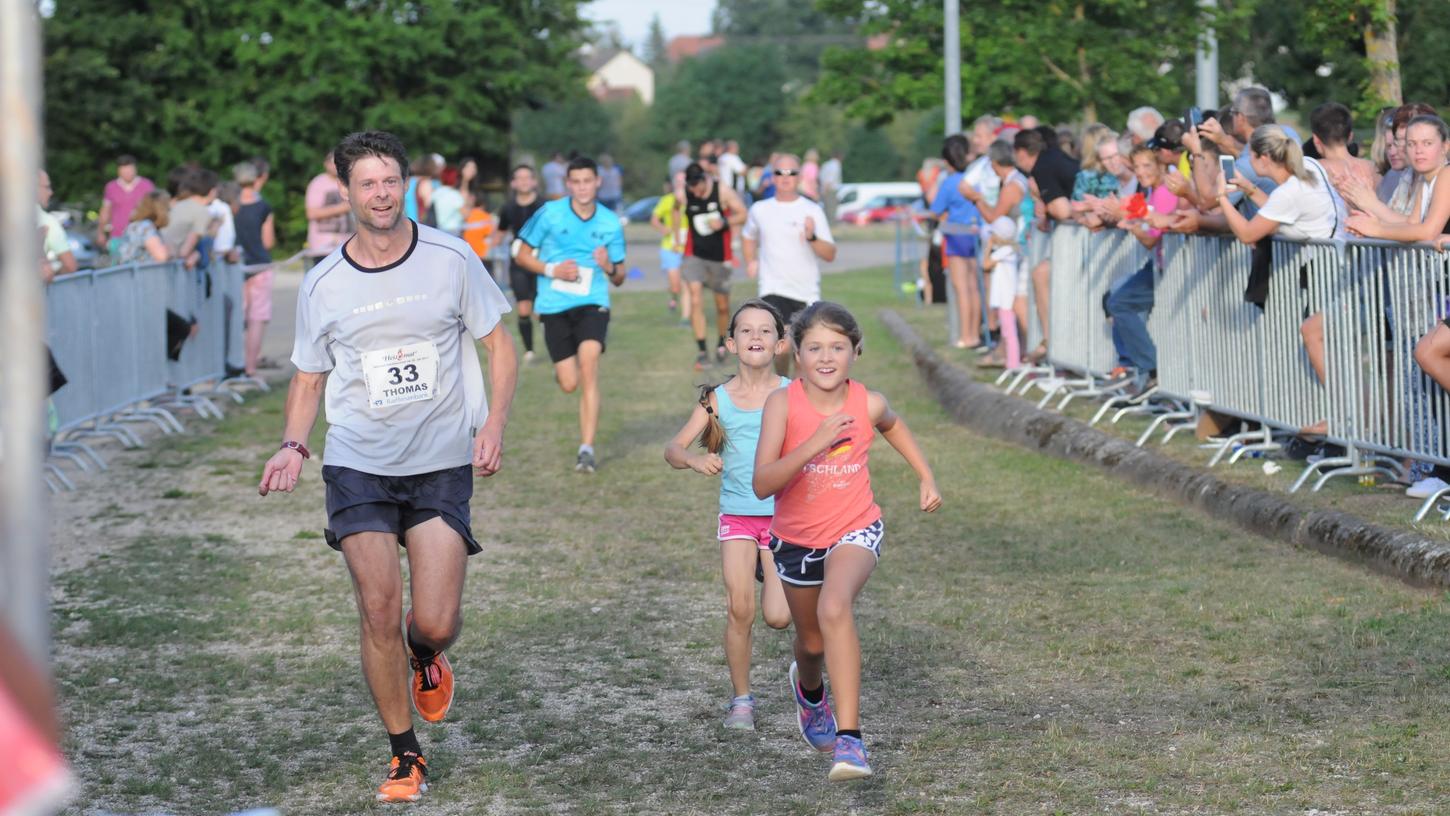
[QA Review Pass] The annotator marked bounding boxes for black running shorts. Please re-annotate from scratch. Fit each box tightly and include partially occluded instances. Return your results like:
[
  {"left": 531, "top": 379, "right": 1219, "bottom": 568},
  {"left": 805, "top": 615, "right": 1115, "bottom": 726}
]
[
  {"left": 761, "top": 294, "right": 809, "bottom": 330},
  {"left": 541, "top": 304, "right": 610, "bottom": 363},
  {"left": 321, "top": 464, "right": 480, "bottom": 555},
  {"left": 506, "top": 259, "right": 538, "bottom": 303},
  {"left": 769, "top": 519, "right": 884, "bottom": 586}
]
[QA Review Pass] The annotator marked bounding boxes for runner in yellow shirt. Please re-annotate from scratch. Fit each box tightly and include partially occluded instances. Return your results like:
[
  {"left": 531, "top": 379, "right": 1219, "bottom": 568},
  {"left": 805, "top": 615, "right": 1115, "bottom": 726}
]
[{"left": 651, "top": 172, "right": 690, "bottom": 323}]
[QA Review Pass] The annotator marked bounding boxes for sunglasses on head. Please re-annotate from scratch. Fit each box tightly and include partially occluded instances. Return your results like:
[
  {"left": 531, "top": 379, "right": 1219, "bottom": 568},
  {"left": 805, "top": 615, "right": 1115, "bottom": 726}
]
[{"left": 774, "top": 168, "right": 800, "bottom": 176}]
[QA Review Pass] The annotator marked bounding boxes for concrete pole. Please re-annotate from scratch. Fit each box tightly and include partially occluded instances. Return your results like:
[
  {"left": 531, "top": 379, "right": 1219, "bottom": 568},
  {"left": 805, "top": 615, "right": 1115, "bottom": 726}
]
[
  {"left": 944, "top": 0, "right": 961, "bottom": 137},
  {"left": 1195, "top": 0, "right": 1219, "bottom": 110},
  {"left": 0, "top": 0, "right": 52, "bottom": 666},
  {"left": 943, "top": 0, "right": 962, "bottom": 344}
]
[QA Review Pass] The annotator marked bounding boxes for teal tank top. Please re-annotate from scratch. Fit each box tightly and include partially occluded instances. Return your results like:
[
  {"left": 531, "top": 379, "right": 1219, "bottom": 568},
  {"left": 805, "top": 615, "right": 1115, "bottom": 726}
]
[
  {"left": 716, "top": 376, "right": 790, "bottom": 516},
  {"left": 405, "top": 177, "right": 420, "bottom": 221}
]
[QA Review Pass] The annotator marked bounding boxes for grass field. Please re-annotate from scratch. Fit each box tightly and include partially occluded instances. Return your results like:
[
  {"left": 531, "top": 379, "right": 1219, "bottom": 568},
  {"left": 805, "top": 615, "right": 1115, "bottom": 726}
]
[{"left": 50, "top": 267, "right": 1450, "bottom": 815}]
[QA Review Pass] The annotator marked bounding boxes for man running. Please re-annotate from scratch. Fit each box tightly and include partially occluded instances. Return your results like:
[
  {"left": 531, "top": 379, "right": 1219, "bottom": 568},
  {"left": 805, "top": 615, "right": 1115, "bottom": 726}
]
[
  {"left": 682, "top": 158, "right": 747, "bottom": 369},
  {"left": 512, "top": 156, "right": 628, "bottom": 473},
  {"left": 741, "top": 153, "right": 836, "bottom": 375},
  {"left": 257, "top": 130, "right": 517, "bottom": 804},
  {"left": 496, "top": 164, "right": 546, "bottom": 364}
]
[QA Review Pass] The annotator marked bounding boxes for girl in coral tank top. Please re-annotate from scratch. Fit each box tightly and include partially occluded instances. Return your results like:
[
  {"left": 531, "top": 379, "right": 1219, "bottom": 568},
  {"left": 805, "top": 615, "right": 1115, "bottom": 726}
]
[{"left": 753, "top": 301, "right": 941, "bottom": 781}]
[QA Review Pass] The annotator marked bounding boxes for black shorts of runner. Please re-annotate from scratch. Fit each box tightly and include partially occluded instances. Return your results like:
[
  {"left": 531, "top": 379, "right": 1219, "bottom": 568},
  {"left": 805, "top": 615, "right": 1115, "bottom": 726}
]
[
  {"left": 321, "top": 464, "right": 481, "bottom": 555},
  {"left": 541, "top": 304, "right": 610, "bottom": 363},
  {"left": 761, "top": 294, "right": 809, "bottom": 331},
  {"left": 769, "top": 519, "right": 884, "bottom": 586},
  {"left": 506, "top": 259, "right": 538, "bottom": 303}
]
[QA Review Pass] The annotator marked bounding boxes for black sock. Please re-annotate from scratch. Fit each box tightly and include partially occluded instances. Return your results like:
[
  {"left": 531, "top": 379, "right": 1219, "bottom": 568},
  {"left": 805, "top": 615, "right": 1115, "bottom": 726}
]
[
  {"left": 406, "top": 624, "right": 436, "bottom": 662},
  {"left": 837, "top": 728, "right": 862, "bottom": 741},
  {"left": 389, "top": 728, "right": 421, "bottom": 758},
  {"left": 989, "top": 328, "right": 1001, "bottom": 342},
  {"left": 717, "top": 334, "right": 726, "bottom": 349},
  {"left": 696, "top": 338, "right": 707, "bottom": 352},
  {"left": 518, "top": 316, "right": 534, "bottom": 353},
  {"left": 800, "top": 682, "right": 824, "bottom": 706}
]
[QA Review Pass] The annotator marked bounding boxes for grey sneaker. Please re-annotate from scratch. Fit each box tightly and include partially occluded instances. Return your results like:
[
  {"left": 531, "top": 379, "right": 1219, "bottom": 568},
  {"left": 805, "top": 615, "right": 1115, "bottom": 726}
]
[
  {"left": 722, "top": 694, "right": 756, "bottom": 730},
  {"left": 575, "top": 450, "right": 596, "bottom": 473}
]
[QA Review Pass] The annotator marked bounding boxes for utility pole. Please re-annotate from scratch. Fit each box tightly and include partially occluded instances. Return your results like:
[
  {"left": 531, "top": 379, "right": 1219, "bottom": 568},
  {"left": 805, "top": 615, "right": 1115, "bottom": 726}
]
[
  {"left": 1195, "top": 0, "right": 1220, "bottom": 110},
  {"left": 1, "top": 0, "right": 51, "bottom": 667},
  {"left": 944, "top": 0, "right": 961, "bottom": 137}
]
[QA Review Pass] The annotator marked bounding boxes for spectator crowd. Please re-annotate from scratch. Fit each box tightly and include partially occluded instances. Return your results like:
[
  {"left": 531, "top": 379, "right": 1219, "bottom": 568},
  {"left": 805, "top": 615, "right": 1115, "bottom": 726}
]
[{"left": 915, "top": 91, "right": 1450, "bottom": 500}]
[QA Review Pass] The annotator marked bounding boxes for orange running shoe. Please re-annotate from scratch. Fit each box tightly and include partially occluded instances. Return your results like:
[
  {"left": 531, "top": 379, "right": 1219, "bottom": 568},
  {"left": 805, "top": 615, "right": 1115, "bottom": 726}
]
[
  {"left": 376, "top": 752, "right": 428, "bottom": 803},
  {"left": 406, "top": 611, "right": 455, "bottom": 723}
]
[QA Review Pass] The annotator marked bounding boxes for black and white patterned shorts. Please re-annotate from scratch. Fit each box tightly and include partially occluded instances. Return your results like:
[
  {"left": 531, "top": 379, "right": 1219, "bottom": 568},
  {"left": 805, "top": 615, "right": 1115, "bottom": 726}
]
[{"left": 769, "top": 519, "right": 884, "bottom": 587}]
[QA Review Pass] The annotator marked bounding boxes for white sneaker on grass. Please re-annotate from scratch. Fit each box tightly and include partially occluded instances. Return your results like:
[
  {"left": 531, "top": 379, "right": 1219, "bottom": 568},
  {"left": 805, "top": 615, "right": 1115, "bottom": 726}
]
[{"left": 1406, "top": 476, "right": 1449, "bottom": 499}]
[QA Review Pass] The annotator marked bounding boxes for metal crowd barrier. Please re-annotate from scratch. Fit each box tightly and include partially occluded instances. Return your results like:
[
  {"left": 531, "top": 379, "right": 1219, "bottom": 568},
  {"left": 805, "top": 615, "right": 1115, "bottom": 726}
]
[
  {"left": 1026, "top": 226, "right": 1149, "bottom": 409},
  {"left": 41, "top": 257, "right": 261, "bottom": 491},
  {"left": 1000, "top": 222, "right": 1450, "bottom": 516}
]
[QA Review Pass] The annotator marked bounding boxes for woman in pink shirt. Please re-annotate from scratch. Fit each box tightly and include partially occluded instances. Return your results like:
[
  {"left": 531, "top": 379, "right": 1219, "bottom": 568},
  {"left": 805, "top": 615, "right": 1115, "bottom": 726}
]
[
  {"left": 1103, "top": 145, "right": 1185, "bottom": 393},
  {"left": 801, "top": 149, "right": 821, "bottom": 200},
  {"left": 753, "top": 301, "right": 940, "bottom": 782}
]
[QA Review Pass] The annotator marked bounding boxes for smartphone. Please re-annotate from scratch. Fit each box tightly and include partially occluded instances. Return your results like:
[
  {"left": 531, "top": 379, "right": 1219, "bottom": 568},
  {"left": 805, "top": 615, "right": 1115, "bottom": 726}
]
[
  {"left": 1186, "top": 106, "right": 1204, "bottom": 129},
  {"left": 1219, "top": 155, "right": 1236, "bottom": 182}
]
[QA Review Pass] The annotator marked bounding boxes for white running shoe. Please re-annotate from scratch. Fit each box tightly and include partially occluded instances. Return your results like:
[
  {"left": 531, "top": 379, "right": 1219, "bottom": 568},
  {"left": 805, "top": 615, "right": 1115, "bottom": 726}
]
[{"left": 1406, "top": 476, "right": 1449, "bottom": 499}]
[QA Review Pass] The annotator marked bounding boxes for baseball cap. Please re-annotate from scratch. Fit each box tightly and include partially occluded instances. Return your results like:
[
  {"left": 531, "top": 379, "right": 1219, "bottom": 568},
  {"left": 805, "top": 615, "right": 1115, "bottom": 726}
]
[{"left": 1145, "top": 119, "right": 1187, "bottom": 151}]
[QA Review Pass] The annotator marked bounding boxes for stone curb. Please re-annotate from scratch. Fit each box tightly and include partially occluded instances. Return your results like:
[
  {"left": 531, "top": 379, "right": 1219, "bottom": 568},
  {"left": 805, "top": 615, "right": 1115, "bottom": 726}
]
[{"left": 880, "top": 309, "right": 1450, "bottom": 589}]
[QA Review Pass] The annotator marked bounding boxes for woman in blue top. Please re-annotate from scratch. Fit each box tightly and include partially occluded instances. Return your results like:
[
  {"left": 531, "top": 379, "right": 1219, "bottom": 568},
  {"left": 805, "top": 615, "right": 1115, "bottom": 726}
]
[
  {"left": 666, "top": 299, "right": 793, "bottom": 731},
  {"left": 404, "top": 155, "right": 437, "bottom": 225},
  {"left": 929, "top": 134, "right": 984, "bottom": 349}
]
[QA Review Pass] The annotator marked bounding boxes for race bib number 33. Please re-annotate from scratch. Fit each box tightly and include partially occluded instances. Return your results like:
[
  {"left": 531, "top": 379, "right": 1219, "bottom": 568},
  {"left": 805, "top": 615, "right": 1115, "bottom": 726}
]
[{"left": 362, "top": 341, "right": 440, "bottom": 409}]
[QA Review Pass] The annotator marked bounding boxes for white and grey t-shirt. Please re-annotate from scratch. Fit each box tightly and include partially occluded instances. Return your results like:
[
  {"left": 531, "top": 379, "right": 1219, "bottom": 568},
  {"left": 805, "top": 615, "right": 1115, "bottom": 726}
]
[
  {"left": 742, "top": 196, "right": 834, "bottom": 305},
  {"left": 292, "top": 220, "right": 512, "bottom": 476},
  {"left": 1258, "top": 157, "right": 1347, "bottom": 242}
]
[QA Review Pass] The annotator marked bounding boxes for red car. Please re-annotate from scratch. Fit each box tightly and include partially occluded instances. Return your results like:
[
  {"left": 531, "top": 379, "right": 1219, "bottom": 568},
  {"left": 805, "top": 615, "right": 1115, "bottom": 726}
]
[{"left": 847, "top": 195, "right": 923, "bottom": 225}]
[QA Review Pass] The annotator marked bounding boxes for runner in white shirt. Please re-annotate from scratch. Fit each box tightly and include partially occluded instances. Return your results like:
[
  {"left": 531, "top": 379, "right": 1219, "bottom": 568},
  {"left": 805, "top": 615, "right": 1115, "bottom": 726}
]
[
  {"left": 257, "top": 130, "right": 517, "bottom": 805},
  {"left": 741, "top": 153, "right": 837, "bottom": 375},
  {"left": 718, "top": 140, "right": 748, "bottom": 196}
]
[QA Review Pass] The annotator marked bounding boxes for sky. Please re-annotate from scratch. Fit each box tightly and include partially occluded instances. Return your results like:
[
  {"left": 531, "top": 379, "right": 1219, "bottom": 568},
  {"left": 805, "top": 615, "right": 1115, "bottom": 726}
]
[{"left": 583, "top": 0, "right": 716, "bottom": 51}]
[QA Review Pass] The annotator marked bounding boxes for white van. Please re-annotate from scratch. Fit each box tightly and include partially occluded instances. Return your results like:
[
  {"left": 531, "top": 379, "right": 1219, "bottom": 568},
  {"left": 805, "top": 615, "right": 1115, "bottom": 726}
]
[{"left": 834, "top": 182, "right": 924, "bottom": 223}]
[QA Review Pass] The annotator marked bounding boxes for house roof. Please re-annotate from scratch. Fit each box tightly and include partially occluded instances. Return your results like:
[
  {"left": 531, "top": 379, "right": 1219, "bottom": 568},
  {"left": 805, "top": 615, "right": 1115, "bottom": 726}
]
[
  {"left": 666, "top": 35, "right": 724, "bottom": 63},
  {"left": 582, "top": 48, "right": 622, "bottom": 73}
]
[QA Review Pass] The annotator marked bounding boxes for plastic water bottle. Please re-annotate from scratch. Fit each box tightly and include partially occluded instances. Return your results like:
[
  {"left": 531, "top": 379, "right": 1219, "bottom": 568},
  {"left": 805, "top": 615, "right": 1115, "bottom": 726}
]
[{"left": 1229, "top": 442, "right": 1264, "bottom": 459}]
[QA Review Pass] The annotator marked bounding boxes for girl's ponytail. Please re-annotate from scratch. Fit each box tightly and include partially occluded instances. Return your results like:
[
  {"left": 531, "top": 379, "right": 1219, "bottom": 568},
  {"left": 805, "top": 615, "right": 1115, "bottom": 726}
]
[{"left": 695, "top": 379, "right": 729, "bottom": 454}]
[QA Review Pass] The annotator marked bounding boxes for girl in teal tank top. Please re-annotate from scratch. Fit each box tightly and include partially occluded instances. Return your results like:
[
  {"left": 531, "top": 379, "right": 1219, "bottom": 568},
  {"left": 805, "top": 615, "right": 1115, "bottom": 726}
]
[{"left": 665, "top": 299, "right": 794, "bottom": 731}]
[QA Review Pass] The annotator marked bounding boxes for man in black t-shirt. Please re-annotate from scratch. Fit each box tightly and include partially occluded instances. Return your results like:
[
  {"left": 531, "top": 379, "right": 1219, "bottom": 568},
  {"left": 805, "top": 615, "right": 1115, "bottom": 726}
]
[
  {"left": 1013, "top": 128, "right": 1079, "bottom": 361},
  {"left": 496, "top": 165, "right": 546, "bottom": 363}
]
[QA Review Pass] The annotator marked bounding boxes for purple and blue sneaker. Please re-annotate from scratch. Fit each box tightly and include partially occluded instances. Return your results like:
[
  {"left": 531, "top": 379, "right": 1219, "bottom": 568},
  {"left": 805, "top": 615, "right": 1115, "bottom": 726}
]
[
  {"left": 828, "top": 734, "right": 872, "bottom": 780},
  {"left": 788, "top": 661, "right": 836, "bottom": 752}
]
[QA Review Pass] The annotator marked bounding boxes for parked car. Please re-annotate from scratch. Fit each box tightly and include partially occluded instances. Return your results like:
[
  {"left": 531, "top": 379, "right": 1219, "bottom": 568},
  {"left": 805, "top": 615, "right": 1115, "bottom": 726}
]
[
  {"left": 620, "top": 195, "right": 661, "bottom": 225},
  {"left": 846, "top": 195, "right": 925, "bottom": 225},
  {"left": 66, "top": 228, "right": 101, "bottom": 269},
  {"left": 834, "top": 182, "right": 923, "bottom": 223}
]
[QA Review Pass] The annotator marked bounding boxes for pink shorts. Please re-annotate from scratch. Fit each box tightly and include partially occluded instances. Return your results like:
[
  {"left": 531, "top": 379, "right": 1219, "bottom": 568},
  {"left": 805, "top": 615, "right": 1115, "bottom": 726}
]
[
  {"left": 243, "top": 268, "right": 275, "bottom": 323},
  {"left": 718, "top": 513, "right": 771, "bottom": 550}
]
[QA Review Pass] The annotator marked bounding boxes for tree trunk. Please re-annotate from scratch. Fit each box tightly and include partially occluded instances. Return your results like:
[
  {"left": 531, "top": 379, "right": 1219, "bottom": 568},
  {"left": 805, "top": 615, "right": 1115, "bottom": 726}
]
[
  {"left": 1076, "top": 3, "right": 1097, "bottom": 123},
  {"left": 1364, "top": 0, "right": 1402, "bottom": 106}
]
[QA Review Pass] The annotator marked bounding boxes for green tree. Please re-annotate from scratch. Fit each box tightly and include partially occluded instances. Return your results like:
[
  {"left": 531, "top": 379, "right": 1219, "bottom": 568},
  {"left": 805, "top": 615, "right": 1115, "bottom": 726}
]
[
  {"left": 513, "top": 94, "right": 614, "bottom": 161},
  {"left": 643, "top": 14, "right": 669, "bottom": 71},
  {"left": 842, "top": 125, "right": 902, "bottom": 182},
  {"left": 649, "top": 44, "right": 788, "bottom": 160},
  {"left": 711, "top": 0, "right": 860, "bottom": 84},
  {"left": 43, "top": 0, "right": 590, "bottom": 245}
]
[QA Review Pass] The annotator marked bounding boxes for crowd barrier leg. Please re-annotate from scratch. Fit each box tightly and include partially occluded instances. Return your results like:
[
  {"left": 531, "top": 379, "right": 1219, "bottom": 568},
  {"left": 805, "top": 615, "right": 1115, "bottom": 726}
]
[
  {"left": 50, "top": 439, "right": 106, "bottom": 471},
  {"left": 44, "top": 463, "right": 75, "bottom": 491}
]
